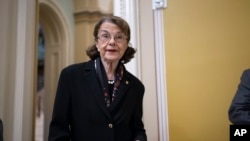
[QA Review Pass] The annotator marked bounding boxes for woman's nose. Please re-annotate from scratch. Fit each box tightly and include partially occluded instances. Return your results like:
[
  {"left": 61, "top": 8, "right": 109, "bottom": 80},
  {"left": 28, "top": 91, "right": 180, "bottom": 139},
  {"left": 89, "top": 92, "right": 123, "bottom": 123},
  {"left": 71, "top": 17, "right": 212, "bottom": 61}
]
[{"left": 109, "top": 37, "right": 116, "bottom": 46}]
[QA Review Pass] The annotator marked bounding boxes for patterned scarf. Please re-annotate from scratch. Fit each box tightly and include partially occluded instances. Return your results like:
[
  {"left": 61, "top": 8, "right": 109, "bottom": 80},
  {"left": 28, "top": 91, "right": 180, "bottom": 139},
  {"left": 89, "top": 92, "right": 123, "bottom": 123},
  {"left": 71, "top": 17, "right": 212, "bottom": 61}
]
[{"left": 95, "top": 58, "right": 124, "bottom": 107}]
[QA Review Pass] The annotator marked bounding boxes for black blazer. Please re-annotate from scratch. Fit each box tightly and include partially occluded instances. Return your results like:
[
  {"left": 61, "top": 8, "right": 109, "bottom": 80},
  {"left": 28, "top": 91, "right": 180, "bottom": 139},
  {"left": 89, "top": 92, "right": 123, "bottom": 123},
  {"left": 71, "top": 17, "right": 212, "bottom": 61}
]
[
  {"left": 48, "top": 60, "right": 147, "bottom": 141},
  {"left": 229, "top": 69, "right": 250, "bottom": 124}
]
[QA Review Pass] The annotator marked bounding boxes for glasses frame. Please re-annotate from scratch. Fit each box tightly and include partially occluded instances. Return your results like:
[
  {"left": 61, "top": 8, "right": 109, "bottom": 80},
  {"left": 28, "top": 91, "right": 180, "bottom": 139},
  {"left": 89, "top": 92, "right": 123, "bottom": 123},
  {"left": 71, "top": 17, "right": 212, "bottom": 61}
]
[{"left": 97, "top": 31, "right": 127, "bottom": 43}]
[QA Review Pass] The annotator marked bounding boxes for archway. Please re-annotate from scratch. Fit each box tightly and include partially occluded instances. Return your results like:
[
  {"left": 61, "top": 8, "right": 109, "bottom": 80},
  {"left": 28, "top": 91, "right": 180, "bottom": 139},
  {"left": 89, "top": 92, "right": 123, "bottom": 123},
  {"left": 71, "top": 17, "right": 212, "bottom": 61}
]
[{"left": 36, "top": 0, "right": 73, "bottom": 140}]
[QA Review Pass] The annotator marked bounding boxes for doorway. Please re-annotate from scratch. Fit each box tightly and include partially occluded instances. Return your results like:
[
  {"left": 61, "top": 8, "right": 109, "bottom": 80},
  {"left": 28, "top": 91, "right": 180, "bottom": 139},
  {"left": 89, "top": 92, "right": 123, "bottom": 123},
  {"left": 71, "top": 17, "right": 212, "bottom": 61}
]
[
  {"left": 35, "top": 0, "right": 73, "bottom": 140},
  {"left": 35, "top": 25, "right": 45, "bottom": 141}
]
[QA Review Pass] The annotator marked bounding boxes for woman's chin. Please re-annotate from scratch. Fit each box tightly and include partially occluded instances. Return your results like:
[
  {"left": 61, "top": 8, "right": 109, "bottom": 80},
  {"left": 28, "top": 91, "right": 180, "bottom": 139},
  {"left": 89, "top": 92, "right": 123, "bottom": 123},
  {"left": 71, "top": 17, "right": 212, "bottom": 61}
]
[{"left": 103, "top": 57, "right": 120, "bottom": 63}]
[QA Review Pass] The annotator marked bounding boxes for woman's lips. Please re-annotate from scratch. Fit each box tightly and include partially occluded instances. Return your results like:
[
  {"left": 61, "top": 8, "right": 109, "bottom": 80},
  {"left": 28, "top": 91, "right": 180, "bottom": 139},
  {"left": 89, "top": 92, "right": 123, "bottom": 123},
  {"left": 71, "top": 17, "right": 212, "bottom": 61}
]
[{"left": 106, "top": 49, "right": 117, "bottom": 52}]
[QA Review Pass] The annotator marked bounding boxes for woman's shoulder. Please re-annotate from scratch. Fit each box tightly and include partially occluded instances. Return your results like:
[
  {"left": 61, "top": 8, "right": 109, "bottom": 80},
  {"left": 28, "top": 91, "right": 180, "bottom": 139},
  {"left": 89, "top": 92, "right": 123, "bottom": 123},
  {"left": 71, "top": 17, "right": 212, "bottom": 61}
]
[
  {"left": 125, "top": 71, "right": 144, "bottom": 88},
  {"left": 61, "top": 60, "right": 94, "bottom": 73}
]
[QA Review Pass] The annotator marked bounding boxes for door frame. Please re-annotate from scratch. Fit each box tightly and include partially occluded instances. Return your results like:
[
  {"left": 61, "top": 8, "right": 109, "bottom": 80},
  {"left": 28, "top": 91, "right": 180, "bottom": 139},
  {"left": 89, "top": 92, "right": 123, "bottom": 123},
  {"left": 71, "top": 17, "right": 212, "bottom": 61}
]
[{"left": 38, "top": 0, "right": 74, "bottom": 139}]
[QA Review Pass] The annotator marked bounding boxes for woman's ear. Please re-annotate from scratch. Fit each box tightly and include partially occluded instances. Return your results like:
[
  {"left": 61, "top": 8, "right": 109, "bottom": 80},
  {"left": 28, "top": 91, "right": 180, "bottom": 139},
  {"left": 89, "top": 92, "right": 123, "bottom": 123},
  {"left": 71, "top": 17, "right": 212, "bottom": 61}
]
[
  {"left": 94, "top": 39, "right": 98, "bottom": 49},
  {"left": 95, "top": 45, "right": 100, "bottom": 51}
]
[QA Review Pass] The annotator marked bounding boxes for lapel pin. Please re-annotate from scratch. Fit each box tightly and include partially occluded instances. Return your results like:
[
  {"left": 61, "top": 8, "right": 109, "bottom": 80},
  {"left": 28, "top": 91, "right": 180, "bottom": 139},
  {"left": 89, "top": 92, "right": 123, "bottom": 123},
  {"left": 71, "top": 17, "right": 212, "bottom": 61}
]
[{"left": 125, "top": 81, "right": 129, "bottom": 85}]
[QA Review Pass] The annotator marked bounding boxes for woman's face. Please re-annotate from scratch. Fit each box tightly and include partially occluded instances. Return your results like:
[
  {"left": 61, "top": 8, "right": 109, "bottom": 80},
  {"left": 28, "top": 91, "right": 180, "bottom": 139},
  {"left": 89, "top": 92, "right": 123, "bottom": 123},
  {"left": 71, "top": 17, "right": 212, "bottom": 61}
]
[{"left": 96, "top": 22, "right": 128, "bottom": 63}]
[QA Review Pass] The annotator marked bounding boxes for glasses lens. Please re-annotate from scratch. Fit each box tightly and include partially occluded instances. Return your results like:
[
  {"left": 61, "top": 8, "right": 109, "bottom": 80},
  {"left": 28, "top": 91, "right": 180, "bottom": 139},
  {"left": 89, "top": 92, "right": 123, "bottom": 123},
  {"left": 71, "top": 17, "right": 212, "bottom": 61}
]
[
  {"left": 99, "top": 33, "right": 110, "bottom": 42},
  {"left": 98, "top": 33, "right": 126, "bottom": 43},
  {"left": 114, "top": 34, "right": 125, "bottom": 42}
]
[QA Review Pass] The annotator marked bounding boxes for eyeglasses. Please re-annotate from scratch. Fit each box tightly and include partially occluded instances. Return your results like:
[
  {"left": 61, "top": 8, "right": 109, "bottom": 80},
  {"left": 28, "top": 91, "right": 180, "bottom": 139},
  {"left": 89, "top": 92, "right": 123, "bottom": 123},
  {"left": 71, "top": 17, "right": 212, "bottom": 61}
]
[{"left": 97, "top": 32, "right": 127, "bottom": 43}]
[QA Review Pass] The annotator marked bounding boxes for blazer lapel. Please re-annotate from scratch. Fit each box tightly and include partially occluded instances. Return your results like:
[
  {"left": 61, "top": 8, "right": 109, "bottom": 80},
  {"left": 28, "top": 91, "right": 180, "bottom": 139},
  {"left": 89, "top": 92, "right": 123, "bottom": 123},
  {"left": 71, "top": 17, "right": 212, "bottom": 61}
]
[
  {"left": 83, "top": 61, "right": 112, "bottom": 119},
  {"left": 109, "top": 72, "right": 130, "bottom": 111}
]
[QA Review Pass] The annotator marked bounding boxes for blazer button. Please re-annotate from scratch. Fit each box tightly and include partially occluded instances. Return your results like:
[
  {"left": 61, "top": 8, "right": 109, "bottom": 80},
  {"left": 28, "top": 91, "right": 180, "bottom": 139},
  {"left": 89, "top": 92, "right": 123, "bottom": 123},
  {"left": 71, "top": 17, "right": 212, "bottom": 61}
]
[{"left": 108, "top": 123, "right": 113, "bottom": 128}]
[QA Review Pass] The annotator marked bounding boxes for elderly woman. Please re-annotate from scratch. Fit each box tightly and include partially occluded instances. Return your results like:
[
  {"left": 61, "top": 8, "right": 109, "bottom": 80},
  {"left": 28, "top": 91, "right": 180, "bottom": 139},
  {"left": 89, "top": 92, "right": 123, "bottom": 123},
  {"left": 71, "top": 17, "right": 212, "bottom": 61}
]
[{"left": 48, "top": 16, "right": 147, "bottom": 141}]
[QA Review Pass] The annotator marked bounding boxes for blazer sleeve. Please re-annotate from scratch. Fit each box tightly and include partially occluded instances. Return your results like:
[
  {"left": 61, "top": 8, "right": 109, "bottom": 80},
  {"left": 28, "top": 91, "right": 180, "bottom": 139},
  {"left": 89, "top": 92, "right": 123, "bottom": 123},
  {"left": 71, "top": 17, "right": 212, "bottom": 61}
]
[
  {"left": 229, "top": 69, "right": 250, "bottom": 124},
  {"left": 131, "top": 81, "right": 147, "bottom": 141},
  {"left": 48, "top": 68, "right": 72, "bottom": 141}
]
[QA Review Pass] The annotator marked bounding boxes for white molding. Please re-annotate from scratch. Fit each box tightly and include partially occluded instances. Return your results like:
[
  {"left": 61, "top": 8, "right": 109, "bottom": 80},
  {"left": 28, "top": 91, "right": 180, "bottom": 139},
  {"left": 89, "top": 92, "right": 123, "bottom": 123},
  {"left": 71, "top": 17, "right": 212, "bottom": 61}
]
[
  {"left": 152, "top": 0, "right": 167, "bottom": 10},
  {"left": 13, "top": 0, "right": 36, "bottom": 140},
  {"left": 13, "top": 0, "right": 26, "bottom": 140},
  {"left": 113, "top": 0, "right": 140, "bottom": 78},
  {"left": 153, "top": 9, "right": 169, "bottom": 141}
]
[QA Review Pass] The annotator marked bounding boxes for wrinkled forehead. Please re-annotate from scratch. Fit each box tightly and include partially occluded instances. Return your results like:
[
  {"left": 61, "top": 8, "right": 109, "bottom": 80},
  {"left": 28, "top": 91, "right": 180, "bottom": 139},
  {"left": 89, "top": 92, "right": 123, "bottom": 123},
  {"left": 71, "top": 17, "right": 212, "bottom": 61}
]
[
  {"left": 99, "top": 21, "right": 124, "bottom": 34},
  {"left": 98, "top": 30, "right": 125, "bottom": 36},
  {"left": 94, "top": 16, "right": 130, "bottom": 41}
]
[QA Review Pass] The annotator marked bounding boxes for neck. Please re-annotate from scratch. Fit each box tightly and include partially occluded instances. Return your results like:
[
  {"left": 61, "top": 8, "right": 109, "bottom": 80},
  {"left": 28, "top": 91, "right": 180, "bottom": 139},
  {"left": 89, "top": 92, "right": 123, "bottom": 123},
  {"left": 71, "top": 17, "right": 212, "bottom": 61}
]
[{"left": 101, "top": 58, "right": 119, "bottom": 80}]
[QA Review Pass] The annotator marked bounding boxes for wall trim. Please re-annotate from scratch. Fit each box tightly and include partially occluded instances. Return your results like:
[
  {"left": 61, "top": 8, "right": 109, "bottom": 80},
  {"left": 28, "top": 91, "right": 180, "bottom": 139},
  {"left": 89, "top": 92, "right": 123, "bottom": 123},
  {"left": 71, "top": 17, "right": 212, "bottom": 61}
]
[
  {"left": 13, "top": 0, "right": 27, "bottom": 139},
  {"left": 13, "top": 0, "right": 37, "bottom": 140},
  {"left": 153, "top": 9, "right": 169, "bottom": 141},
  {"left": 113, "top": 0, "right": 140, "bottom": 78}
]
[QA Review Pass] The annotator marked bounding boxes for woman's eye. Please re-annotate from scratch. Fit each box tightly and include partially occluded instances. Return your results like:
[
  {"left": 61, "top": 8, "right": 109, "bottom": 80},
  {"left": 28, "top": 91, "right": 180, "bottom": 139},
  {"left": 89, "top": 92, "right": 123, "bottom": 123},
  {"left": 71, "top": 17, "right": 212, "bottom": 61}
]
[
  {"left": 116, "top": 36, "right": 122, "bottom": 39},
  {"left": 102, "top": 34, "right": 110, "bottom": 38}
]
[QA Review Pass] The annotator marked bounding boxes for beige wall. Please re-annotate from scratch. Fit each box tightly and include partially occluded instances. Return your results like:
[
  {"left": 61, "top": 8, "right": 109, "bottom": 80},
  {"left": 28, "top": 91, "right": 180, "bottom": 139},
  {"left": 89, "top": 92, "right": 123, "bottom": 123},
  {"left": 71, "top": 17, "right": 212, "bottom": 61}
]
[
  {"left": 73, "top": 0, "right": 113, "bottom": 63},
  {"left": 164, "top": 0, "right": 250, "bottom": 140}
]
